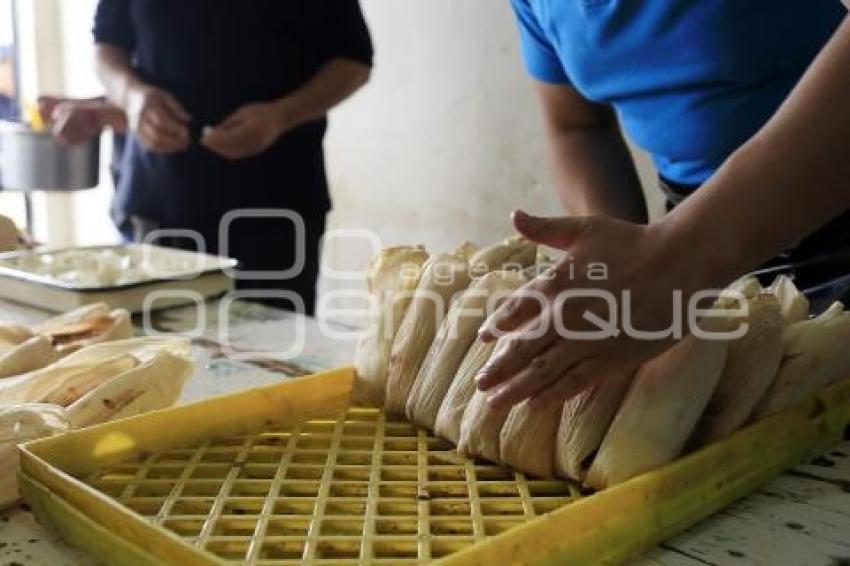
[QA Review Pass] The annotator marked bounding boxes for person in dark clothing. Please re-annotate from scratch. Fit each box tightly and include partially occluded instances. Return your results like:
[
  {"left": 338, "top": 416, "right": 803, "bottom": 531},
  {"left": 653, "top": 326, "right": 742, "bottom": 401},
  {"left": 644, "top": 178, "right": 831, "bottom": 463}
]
[{"left": 93, "top": 1, "right": 373, "bottom": 315}]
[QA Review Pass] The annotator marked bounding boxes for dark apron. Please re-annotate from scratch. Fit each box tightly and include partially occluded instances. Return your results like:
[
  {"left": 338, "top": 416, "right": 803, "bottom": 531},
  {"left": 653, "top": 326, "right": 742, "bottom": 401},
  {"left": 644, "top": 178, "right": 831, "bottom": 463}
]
[{"left": 660, "top": 177, "right": 850, "bottom": 313}]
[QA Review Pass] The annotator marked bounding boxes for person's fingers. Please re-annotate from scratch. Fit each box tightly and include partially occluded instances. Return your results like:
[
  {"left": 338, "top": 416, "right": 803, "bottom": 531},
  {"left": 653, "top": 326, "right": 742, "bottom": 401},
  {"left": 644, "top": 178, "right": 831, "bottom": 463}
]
[
  {"left": 38, "top": 96, "right": 63, "bottom": 122},
  {"left": 202, "top": 122, "right": 257, "bottom": 160},
  {"left": 144, "top": 108, "right": 189, "bottom": 140},
  {"left": 138, "top": 121, "right": 188, "bottom": 154},
  {"left": 156, "top": 91, "right": 191, "bottom": 122},
  {"left": 478, "top": 276, "right": 551, "bottom": 342},
  {"left": 512, "top": 209, "right": 589, "bottom": 250},
  {"left": 526, "top": 358, "right": 605, "bottom": 411},
  {"left": 485, "top": 339, "right": 586, "bottom": 410},
  {"left": 475, "top": 314, "right": 557, "bottom": 391}
]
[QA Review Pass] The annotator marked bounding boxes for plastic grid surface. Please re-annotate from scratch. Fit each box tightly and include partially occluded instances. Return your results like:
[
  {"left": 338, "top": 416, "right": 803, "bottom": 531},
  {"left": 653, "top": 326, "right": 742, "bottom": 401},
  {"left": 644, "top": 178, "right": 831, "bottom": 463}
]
[{"left": 81, "top": 408, "right": 583, "bottom": 565}]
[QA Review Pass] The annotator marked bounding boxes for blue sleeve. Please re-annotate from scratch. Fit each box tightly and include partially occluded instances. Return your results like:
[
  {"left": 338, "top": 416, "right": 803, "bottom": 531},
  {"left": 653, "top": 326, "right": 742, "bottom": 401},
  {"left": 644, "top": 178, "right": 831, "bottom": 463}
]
[
  {"left": 510, "top": 0, "right": 570, "bottom": 84},
  {"left": 92, "top": 0, "right": 135, "bottom": 53}
]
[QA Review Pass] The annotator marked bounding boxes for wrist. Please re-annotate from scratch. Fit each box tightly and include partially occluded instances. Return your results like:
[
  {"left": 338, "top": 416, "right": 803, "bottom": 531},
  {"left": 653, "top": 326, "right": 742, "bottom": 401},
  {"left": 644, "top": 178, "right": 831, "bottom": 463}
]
[
  {"left": 271, "top": 97, "right": 306, "bottom": 133},
  {"left": 647, "top": 211, "right": 734, "bottom": 297},
  {"left": 115, "top": 75, "right": 146, "bottom": 111}
]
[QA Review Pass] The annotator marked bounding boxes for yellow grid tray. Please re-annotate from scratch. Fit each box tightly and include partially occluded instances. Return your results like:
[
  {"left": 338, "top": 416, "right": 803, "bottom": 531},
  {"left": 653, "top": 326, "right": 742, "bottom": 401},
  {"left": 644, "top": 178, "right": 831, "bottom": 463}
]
[{"left": 18, "top": 368, "right": 850, "bottom": 566}]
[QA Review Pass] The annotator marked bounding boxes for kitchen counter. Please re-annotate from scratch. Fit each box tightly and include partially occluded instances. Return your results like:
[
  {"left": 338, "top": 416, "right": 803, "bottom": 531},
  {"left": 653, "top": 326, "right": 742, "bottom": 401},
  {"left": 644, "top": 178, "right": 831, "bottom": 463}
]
[{"left": 1, "top": 298, "right": 848, "bottom": 566}]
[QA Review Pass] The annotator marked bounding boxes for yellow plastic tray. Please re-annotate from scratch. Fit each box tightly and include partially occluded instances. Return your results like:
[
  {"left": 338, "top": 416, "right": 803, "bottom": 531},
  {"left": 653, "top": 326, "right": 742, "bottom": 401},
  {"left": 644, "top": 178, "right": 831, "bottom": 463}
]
[{"left": 18, "top": 368, "right": 850, "bottom": 565}]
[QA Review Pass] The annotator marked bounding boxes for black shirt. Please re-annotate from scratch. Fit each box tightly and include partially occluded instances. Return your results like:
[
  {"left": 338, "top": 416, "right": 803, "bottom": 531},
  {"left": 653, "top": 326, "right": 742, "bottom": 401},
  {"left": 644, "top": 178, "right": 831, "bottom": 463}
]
[{"left": 93, "top": 0, "right": 373, "bottom": 233}]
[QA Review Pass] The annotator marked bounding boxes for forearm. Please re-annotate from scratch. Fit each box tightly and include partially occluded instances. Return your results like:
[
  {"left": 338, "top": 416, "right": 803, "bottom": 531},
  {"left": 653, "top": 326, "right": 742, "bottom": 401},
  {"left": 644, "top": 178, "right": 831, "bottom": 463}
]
[
  {"left": 95, "top": 45, "right": 143, "bottom": 109},
  {"left": 659, "top": 15, "right": 850, "bottom": 289},
  {"left": 549, "top": 125, "right": 648, "bottom": 223},
  {"left": 271, "top": 58, "right": 371, "bottom": 129}
]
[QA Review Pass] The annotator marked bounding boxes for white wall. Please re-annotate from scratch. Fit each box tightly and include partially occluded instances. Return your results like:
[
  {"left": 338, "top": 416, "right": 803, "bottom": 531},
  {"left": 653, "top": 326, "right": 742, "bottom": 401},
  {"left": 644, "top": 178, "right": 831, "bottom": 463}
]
[{"left": 318, "top": 0, "right": 660, "bottom": 318}]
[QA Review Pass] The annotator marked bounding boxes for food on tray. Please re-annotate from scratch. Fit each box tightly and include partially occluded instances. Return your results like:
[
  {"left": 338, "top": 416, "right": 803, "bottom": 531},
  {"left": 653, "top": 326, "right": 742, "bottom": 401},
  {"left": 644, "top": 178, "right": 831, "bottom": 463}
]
[
  {"left": 753, "top": 301, "right": 850, "bottom": 417},
  {"left": 500, "top": 390, "right": 567, "bottom": 479},
  {"left": 67, "top": 349, "right": 193, "bottom": 428},
  {"left": 585, "top": 319, "right": 730, "bottom": 490},
  {"left": 457, "top": 385, "right": 510, "bottom": 464},
  {"left": 435, "top": 338, "right": 495, "bottom": 444},
  {"left": 2, "top": 245, "right": 220, "bottom": 288},
  {"left": 694, "top": 294, "right": 785, "bottom": 443},
  {"left": 0, "top": 403, "right": 69, "bottom": 509},
  {"left": 406, "top": 270, "right": 526, "bottom": 429},
  {"left": 0, "top": 336, "right": 59, "bottom": 379},
  {"left": 384, "top": 253, "right": 472, "bottom": 416},
  {"left": 555, "top": 369, "right": 634, "bottom": 481},
  {"left": 769, "top": 275, "right": 810, "bottom": 324},
  {"left": 468, "top": 235, "right": 537, "bottom": 276},
  {"left": 358, "top": 241, "right": 850, "bottom": 487},
  {"left": 0, "top": 304, "right": 132, "bottom": 380},
  {"left": 0, "top": 337, "right": 193, "bottom": 507},
  {"left": 353, "top": 246, "right": 429, "bottom": 406},
  {"left": 0, "top": 215, "right": 23, "bottom": 253},
  {"left": 34, "top": 303, "right": 133, "bottom": 354}
]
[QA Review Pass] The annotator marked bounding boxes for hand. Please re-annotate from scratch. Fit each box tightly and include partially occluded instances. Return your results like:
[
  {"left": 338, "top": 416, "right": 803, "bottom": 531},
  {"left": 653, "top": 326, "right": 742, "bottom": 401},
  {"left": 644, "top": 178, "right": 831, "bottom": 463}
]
[
  {"left": 37, "top": 95, "right": 65, "bottom": 123},
  {"left": 201, "top": 101, "right": 292, "bottom": 160},
  {"left": 475, "top": 210, "right": 716, "bottom": 410},
  {"left": 124, "top": 84, "right": 191, "bottom": 154},
  {"left": 49, "top": 101, "right": 105, "bottom": 145}
]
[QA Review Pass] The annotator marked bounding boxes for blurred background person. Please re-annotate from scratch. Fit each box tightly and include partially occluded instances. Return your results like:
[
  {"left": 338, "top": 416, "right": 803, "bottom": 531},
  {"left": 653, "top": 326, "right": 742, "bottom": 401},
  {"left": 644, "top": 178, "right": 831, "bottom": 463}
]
[{"left": 93, "top": 0, "right": 373, "bottom": 314}]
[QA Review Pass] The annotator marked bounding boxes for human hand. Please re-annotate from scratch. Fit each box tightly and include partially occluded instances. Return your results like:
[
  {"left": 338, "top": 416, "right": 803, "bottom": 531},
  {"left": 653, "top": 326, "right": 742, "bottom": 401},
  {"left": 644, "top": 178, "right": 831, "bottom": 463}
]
[
  {"left": 201, "top": 101, "right": 292, "bottom": 160},
  {"left": 475, "top": 210, "right": 718, "bottom": 410},
  {"left": 124, "top": 84, "right": 191, "bottom": 154},
  {"left": 50, "top": 101, "right": 105, "bottom": 145}
]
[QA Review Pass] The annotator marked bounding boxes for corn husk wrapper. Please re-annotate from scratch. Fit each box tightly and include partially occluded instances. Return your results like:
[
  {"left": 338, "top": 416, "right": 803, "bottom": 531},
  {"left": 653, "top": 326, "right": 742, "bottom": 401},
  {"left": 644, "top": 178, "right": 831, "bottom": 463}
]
[
  {"left": 34, "top": 304, "right": 133, "bottom": 355},
  {"left": 0, "top": 215, "right": 21, "bottom": 253},
  {"left": 554, "top": 369, "right": 634, "bottom": 481},
  {"left": 585, "top": 319, "right": 729, "bottom": 490},
  {"left": 769, "top": 275, "right": 810, "bottom": 324},
  {"left": 500, "top": 388, "right": 572, "bottom": 479},
  {"left": 352, "top": 246, "right": 429, "bottom": 406},
  {"left": 406, "top": 271, "right": 526, "bottom": 429},
  {"left": 0, "top": 336, "right": 59, "bottom": 379},
  {"left": 723, "top": 276, "right": 764, "bottom": 299},
  {"left": 0, "top": 404, "right": 69, "bottom": 509},
  {"left": 753, "top": 302, "right": 850, "bottom": 418},
  {"left": 457, "top": 388, "right": 510, "bottom": 464},
  {"left": 468, "top": 235, "right": 537, "bottom": 277},
  {"left": 0, "top": 325, "right": 34, "bottom": 352},
  {"left": 384, "top": 254, "right": 471, "bottom": 417},
  {"left": 434, "top": 339, "right": 496, "bottom": 444},
  {"left": 0, "top": 337, "right": 190, "bottom": 407},
  {"left": 67, "top": 349, "right": 193, "bottom": 428},
  {"left": 453, "top": 241, "right": 480, "bottom": 261},
  {"left": 693, "top": 294, "right": 785, "bottom": 443}
]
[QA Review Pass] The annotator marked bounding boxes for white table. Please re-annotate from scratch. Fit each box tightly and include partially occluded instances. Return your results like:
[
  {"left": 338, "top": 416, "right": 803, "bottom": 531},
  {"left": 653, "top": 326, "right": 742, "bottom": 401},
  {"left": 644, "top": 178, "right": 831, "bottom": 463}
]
[{"left": 1, "top": 299, "right": 848, "bottom": 566}]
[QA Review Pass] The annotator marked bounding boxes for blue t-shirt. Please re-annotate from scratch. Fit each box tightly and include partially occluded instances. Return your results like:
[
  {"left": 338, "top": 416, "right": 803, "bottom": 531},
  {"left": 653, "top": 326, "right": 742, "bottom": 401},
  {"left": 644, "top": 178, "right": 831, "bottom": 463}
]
[{"left": 512, "top": 0, "right": 845, "bottom": 186}]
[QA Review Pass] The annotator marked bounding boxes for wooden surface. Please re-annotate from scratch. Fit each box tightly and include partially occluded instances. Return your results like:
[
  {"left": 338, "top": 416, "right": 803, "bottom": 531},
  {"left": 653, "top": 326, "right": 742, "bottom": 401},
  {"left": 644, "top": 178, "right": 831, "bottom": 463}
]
[{"left": 1, "top": 298, "right": 848, "bottom": 566}]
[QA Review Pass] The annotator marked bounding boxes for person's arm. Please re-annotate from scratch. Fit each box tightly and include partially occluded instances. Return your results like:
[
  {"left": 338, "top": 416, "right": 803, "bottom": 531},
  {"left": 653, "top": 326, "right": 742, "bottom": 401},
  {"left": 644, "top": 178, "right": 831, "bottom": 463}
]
[
  {"left": 475, "top": 15, "right": 850, "bottom": 410},
  {"left": 38, "top": 96, "right": 127, "bottom": 145},
  {"left": 92, "top": 0, "right": 190, "bottom": 154},
  {"left": 203, "top": 0, "right": 373, "bottom": 160},
  {"left": 95, "top": 45, "right": 190, "bottom": 153},
  {"left": 661, "top": 14, "right": 850, "bottom": 289},
  {"left": 201, "top": 59, "right": 371, "bottom": 160},
  {"left": 537, "top": 83, "right": 648, "bottom": 222}
]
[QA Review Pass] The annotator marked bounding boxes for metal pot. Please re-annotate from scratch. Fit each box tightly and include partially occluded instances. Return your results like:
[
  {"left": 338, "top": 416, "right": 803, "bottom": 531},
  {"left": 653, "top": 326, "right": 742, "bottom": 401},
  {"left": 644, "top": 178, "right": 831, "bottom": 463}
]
[{"left": 0, "top": 120, "right": 100, "bottom": 191}]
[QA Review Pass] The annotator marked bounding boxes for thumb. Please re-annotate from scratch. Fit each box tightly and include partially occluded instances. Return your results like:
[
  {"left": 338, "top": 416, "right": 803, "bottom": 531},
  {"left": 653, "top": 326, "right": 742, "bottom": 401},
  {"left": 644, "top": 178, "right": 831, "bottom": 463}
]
[{"left": 512, "top": 210, "right": 588, "bottom": 250}]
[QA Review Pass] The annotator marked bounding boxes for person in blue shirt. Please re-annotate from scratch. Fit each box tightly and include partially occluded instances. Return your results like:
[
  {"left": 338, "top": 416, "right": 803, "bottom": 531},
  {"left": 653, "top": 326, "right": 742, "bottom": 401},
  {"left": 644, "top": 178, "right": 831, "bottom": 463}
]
[{"left": 475, "top": 1, "right": 850, "bottom": 409}]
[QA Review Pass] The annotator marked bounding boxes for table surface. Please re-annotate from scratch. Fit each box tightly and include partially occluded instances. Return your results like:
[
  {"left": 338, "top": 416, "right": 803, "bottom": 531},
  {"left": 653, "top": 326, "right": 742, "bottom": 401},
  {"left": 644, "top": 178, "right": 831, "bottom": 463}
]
[{"left": 1, "top": 298, "right": 848, "bottom": 566}]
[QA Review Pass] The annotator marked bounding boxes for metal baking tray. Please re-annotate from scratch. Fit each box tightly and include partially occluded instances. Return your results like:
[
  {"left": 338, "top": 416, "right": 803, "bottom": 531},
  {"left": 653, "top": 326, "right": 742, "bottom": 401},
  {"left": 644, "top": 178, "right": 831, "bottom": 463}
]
[
  {"left": 17, "top": 368, "right": 850, "bottom": 565},
  {"left": 0, "top": 244, "right": 237, "bottom": 313}
]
